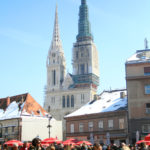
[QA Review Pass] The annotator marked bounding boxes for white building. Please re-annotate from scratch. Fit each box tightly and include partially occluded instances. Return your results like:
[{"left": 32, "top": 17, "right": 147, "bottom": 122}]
[{"left": 0, "top": 93, "right": 62, "bottom": 142}]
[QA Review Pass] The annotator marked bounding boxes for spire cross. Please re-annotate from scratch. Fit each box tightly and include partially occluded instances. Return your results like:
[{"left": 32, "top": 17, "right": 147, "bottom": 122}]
[{"left": 145, "top": 38, "right": 149, "bottom": 49}]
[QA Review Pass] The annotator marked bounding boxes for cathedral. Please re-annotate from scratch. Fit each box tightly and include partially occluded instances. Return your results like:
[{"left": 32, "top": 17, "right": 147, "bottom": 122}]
[{"left": 44, "top": 0, "right": 99, "bottom": 137}]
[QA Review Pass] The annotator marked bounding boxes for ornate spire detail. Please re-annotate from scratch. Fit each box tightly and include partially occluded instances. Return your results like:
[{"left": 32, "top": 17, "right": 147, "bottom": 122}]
[
  {"left": 50, "top": 5, "right": 63, "bottom": 51},
  {"left": 145, "top": 38, "right": 149, "bottom": 50},
  {"left": 76, "top": 0, "right": 93, "bottom": 42}
]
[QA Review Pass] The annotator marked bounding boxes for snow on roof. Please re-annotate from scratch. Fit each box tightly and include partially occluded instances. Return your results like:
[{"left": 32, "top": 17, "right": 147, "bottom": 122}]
[
  {"left": 65, "top": 90, "right": 127, "bottom": 118},
  {"left": 126, "top": 50, "right": 150, "bottom": 64},
  {"left": 0, "top": 101, "right": 21, "bottom": 120},
  {"left": 0, "top": 101, "right": 48, "bottom": 120}
]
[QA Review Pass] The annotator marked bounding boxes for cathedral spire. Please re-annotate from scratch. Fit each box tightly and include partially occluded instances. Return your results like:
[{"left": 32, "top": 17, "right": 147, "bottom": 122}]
[
  {"left": 76, "top": 0, "right": 93, "bottom": 42},
  {"left": 50, "top": 5, "right": 63, "bottom": 51}
]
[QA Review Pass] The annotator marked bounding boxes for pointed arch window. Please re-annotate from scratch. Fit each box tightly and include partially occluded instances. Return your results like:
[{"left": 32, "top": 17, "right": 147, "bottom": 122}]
[
  {"left": 52, "top": 70, "right": 56, "bottom": 85},
  {"left": 67, "top": 95, "right": 70, "bottom": 107},
  {"left": 87, "top": 63, "right": 88, "bottom": 73},
  {"left": 62, "top": 96, "right": 65, "bottom": 108},
  {"left": 76, "top": 51, "right": 79, "bottom": 59},
  {"left": 71, "top": 95, "right": 74, "bottom": 107},
  {"left": 80, "top": 64, "right": 85, "bottom": 74}
]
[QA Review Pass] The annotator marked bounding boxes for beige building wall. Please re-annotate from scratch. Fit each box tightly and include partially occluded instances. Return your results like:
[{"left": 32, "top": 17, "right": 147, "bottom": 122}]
[
  {"left": 126, "top": 63, "right": 150, "bottom": 77},
  {"left": 126, "top": 63, "right": 150, "bottom": 119},
  {"left": 0, "top": 118, "right": 21, "bottom": 141},
  {"left": 126, "top": 49, "right": 150, "bottom": 142}
]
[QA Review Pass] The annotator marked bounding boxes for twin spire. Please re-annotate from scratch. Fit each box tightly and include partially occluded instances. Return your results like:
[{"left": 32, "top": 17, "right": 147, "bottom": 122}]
[
  {"left": 51, "top": 0, "right": 92, "bottom": 49},
  {"left": 77, "top": 0, "right": 93, "bottom": 42},
  {"left": 50, "top": 5, "right": 63, "bottom": 52}
]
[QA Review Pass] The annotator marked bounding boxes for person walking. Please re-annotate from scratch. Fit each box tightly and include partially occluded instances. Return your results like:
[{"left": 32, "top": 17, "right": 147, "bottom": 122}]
[{"left": 29, "top": 138, "right": 44, "bottom": 150}]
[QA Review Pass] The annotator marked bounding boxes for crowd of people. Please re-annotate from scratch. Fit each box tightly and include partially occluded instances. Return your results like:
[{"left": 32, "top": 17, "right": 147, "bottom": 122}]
[{"left": 1, "top": 138, "right": 150, "bottom": 150}]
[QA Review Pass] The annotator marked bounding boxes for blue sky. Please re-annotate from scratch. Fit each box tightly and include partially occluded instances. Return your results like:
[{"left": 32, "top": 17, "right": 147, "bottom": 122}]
[{"left": 0, "top": 0, "right": 150, "bottom": 106}]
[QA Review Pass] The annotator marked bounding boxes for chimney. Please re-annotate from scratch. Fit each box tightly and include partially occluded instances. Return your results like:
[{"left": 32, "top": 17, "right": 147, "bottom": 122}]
[
  {"left": 120, "top": 92, "right": 125, "bottom": 99},
  {"left": 7, "top": 97, "right": 10, "bottom": 106}
]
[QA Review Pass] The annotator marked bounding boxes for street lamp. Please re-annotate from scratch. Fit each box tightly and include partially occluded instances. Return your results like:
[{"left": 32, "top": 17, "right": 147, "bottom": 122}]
[
  {"left": 0, "top": 123, "right": 2, "bottom": 138},
  {"left": 47, "top": 115, "right": 52, "bottom": 138}
]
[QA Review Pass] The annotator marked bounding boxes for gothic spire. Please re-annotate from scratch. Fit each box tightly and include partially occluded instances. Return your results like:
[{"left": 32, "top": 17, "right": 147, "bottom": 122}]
[
  {"left": 50, "top": 5, "right": 63, "bottom": 51},
  {"left": 76, "top": 0, "right": 93, "bottom": 42}
]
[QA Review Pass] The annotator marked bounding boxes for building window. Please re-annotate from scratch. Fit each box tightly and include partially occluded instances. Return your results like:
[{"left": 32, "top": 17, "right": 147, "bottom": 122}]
[
  {"left": 12, "top": 127, "right": 15, "bottom": 133},
  {"left": 145, "top": 85, "right": 150, "bottom": 94},
  {"left": 144, "top": 67, "right": 150, "bottom": 75},
  {"left": 70, "top": 124, "right": 74, "bottom": 133},
  {"left": 87, "top": 63, "right": 88, "bottom": 73},
  {"left": 62, "top": 96, "right": 65, "bottom": 108},
  {"left": 76, "top": 51, "right": 79, "bottom": 59},
  {"left": 108, "top": 120, "right": 113, "bottom": 129},
  {"left": 88, "top": 122, "right": 93, "bottom": 131},
  {"left": 119, "top": 119, "right": 124, "bottom": 129},
  {"left": 52, "top": 70, "right": 56, "bottom": 85},
  {"left": 5, "top": 127, "right": 8, "bottom": 134},
  {"left": 142, "top": 124, "right": 150, "bottom": 133},
  {"left": 98, "top": 121, "right": 103, "bottom": 129},
  {"left": 48, "top": 106, "right": 50, "bottom": 112},
  {"left": 80, "top": 64, "right": 85, "bottom": 74},
  {"left": 71, "top": 95, "right": 74, "bottom": 107},
  {"left": 67, "top": 95, "right": 70, "bottom": 107},
  {"left": 79, "top": 123, "right": 84, "bottom": 132},
  {"left": 146, "top": 103, "right": 150, "bottom": 113}
]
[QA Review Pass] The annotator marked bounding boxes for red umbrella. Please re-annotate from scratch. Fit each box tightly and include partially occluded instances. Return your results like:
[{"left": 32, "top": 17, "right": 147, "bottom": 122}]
[
  {"left": 136, "top": 140, "right": 150, "bottom": 145},
  {"left": 76, "top": 141, "right": 92, "bottom": 146},
  {"left": 41, "top": 137, "right": 62, "bottom": 144},
  {"left": 65, "top": 138, "right": 78, "bottom": 143},
  {"left": 145, "top": 134, "right": 150, "bottom": 141},
  {"left": 41, "top": 143, "right": 49, "bottom": 147},
  {"left": 4, "top": 140, "right": 23, "bottom": 147},
  {"left": 63, "top": 141, "right": 76, "bottom": 146}
]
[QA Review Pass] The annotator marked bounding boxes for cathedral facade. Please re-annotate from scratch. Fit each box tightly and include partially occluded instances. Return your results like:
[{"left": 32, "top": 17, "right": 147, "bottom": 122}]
[{"left": 44, "top": 0, "right": 100, "bottom": 137}]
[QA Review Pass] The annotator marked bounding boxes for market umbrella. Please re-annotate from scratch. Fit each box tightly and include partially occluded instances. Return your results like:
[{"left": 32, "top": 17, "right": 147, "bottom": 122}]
[
  {"left": 4, "top": 140, "right": 23, "bottom": 147},
  {"left": 41, "top": 137, "right": 62, "bottom": 144},
  {"left": 41, "top": 143, "right": 49, "bottom": 147},
  {"left": 62, "top": 141, "right": 76, "bottom": 146},
  {"left": 136, "top": 140, "right": 150, "bottom": 145},
  {"left": 145, "top": 134, "right": 150, "bottom": 141},
  {"left": 64, "top": 138, "right": 78, "bottom": 143},
  {"left": 76, "top": 141, "right": 92, "bottom": 146}
]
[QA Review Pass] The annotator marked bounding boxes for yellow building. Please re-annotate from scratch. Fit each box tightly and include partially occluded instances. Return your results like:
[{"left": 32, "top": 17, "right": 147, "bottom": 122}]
[{"left": 126, "top": 41, "right": 150, "bottom": 143}]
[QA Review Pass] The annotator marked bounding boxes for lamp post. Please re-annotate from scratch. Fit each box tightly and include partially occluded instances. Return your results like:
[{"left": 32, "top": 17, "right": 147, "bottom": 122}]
[
  {"left": 47, "top": 115, "right": 52, "bottom": 138},
  {"left": 0, "top": 123, "right": 2, "bottom": 138}
]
